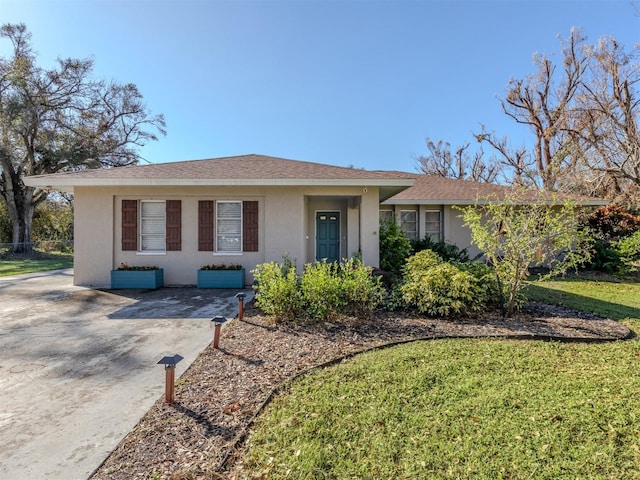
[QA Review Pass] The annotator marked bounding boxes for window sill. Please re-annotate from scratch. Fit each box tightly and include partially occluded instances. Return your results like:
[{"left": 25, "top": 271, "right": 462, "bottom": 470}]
[
  {"left": 136, "top": 251, "right": 167, "bottom": 256},
  {"left": 213, "top": 252, "right": 243, "bottom": 256}
]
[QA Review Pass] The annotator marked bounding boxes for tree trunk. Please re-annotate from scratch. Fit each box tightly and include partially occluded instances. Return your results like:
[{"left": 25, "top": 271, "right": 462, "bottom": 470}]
[{"left": 2, "top": 166, "right": 37, "bottom": 254}]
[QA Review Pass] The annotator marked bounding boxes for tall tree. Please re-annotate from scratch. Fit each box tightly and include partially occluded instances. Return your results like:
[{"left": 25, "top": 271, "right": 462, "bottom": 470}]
[
  {"left": 573, "top": 37, "right": 640, "bottom": 207},
  {"left": 416, "top": 137, "right": 501, "bottom": 183},
  {"left": 476, "top": 28, "right": 588, "bottom": 192},
  {"left": 0, "top": 24, "right": 166, "bottom": 252}
]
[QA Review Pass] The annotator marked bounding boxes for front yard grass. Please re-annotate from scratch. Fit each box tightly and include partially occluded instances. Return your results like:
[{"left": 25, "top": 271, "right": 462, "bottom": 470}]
[
  {"left": 239, "top": 275, "right": 640, "bottom": 479},
  {"left": 526, "top": 273, "right": 640, "bottom": 325},
  {"left": 0, "top": 252, "right": 73, "bottom": 276}
]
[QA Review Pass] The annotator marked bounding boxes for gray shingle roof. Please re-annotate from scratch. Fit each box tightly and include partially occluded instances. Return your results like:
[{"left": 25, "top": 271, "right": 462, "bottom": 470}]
[
  {"left": 385, "top": 174, "right": 607, "bottom": 206},
  {"left": 26, "top": 154, "right": 416, "bottom": 182}
]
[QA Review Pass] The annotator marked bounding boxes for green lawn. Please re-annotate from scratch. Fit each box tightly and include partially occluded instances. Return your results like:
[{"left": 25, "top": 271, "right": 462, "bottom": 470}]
[
  {"left": 239, "top": 276, "right": 640, "bottom": 479},
  {"left": 0, "top": 253, "right": 73, "bottom": 276},
  {"left": 525, "top": 274, "right": 640, "bottom": 323}
]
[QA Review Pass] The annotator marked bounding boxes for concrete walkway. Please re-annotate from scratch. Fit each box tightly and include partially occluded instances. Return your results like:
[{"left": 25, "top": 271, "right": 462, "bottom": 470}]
[{"left": 0, "top": 269, "right": 253, "bottom": 480}]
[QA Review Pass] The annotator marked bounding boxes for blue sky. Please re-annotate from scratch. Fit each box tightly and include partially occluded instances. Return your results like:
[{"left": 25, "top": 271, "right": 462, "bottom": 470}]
[{"left": 3, "top": 0, "right": 639, "bottom": 173}]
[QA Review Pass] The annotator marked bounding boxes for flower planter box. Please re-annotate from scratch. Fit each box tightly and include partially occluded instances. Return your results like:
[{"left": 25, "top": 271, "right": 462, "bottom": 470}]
[
  {"left": 197, "top": 269, "right": 245, "bottom": 289},
  {"left": 110, "top": 268, "right": 164, "bottom": 289}
]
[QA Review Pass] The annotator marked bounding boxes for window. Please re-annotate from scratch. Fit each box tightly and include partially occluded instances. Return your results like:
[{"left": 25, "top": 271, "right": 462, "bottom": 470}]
[
  {"left": 216, "top": 201, "right": 242, "bottom": 253},
  {"left": 198, "top": 200, "right": 259, "bottom": 253},
  {"left": 121, "top": 199, "right": 181, "bottom": 253},
  {"left": 400, "top": 210, "right": 418, "bottom": 240},
  {"left": 379, "top": 210, "right": 394, "bottom": 224},
  {"left": 425, "top": 210, "right": 442, "bottom": 241},
  {"left": 140, "top": 201, "right": 166, "bottom": 251}
]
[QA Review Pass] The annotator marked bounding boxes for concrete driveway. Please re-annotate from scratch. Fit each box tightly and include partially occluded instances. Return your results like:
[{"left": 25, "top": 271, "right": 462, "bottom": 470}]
[{"left": 0, "top": 269, "right": 253, "bottom": 480}]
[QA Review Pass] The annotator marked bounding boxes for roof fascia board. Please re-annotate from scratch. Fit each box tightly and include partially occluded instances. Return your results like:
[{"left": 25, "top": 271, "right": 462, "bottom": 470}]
[
  {"left": 24, "top": 178, "right": 415, "bottom": 188},
  {"left": 383, "top": 199, "right": 609, "bottom": 206}
]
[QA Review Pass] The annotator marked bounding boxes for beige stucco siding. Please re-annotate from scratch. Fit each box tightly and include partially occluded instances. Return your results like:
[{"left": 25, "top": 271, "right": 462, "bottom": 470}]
[
  {"left": 72, "top": 185, "right": 382, "bottom": 287},
  {"left": 73, "top": 187, "right": 114, "bottom": 286},
  {"left": 442, "top": 205, "right": 481, "bottom": 258}
]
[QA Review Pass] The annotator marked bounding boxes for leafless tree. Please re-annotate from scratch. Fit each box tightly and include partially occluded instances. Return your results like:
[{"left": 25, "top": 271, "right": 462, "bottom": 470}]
[
  {"left": 416, "top": 137, "right": 501, "bottom": 183},
  {"left": 571, "top": 36, "right": 640, "bottom": 206},
  {"left": 475, "top": 29, "right": 589, "bottom": 192}
]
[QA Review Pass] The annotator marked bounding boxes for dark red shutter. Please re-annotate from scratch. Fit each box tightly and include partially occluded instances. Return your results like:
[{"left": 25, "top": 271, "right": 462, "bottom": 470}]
[
  {"left": 243, "top": 201, "right": 259, "bottom": 252},
  {"left": 198, "top": 200, "right": 214, "bottom": 251},
  {"left": 122, "top": 200, "right": 138, "bottom": 251},
  {"left": 166, "top": 200, "right": 182, "bottom": 251}
]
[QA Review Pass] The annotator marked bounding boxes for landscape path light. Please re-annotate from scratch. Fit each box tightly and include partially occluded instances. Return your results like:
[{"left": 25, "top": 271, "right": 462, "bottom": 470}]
[
  {"left": 212, "top": 315, "right": 226, "bottom": 349},
  {"left": 235, "top": 292, "right": 246, "bottom": 321},
  {"left": 157, "top": 354, "right": 183, "bottom": 403}
]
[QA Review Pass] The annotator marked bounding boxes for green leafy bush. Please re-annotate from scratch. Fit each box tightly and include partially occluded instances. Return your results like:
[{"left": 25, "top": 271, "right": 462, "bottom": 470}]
[
  {"left": 301, "top": 260, "right": 345, "bottom": 320},
  {"left": 379, "top": 218, "right": 411, "bottom": 275},
  {"left": 583, "top": 205, "right": 640, "bottom": 273},
  {"left": 251, "top": 260, "right": 301, "bottom": 321},
  {"left": 616, "top": 230, "right": 640, "bottom": 272},
  {"left": 400, "top": 250, "right": 497, "bottom": 317},
  {"left": 339, "top": 257, "right": 385, "bottom": 318},
  {"left": 411, "top": 236, "right": 471, "bottom": 263},
  {"left": 253, "top": 257, "right": 384, "bottom": 322}
]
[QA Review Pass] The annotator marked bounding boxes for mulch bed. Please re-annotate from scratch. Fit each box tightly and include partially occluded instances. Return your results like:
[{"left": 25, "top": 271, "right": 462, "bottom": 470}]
[{"left": 90, "top": 302, "right": 633, "bottom": 480}]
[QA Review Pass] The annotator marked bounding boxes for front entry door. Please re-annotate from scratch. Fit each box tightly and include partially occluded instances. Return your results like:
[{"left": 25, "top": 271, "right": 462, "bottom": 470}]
[{"left": 316, "top": 211, "right": 340, "bottom": 263}]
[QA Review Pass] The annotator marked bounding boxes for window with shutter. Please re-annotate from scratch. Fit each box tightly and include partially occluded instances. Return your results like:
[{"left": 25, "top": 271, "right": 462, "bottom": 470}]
[
  {"left": 216, "top": 201, "right": 242, "bottom": 253},
  {"left": 198, "top": 201, "right": 214, "bottom": 251},
  {"left": 140, "top": 201, "right": 166, "bottom": 252},
  {"left": 122, "top": 200, "right": 138, "bottom": 251},
  {"left": 166, "top": 200, "right": 182, "bottom": 251}
]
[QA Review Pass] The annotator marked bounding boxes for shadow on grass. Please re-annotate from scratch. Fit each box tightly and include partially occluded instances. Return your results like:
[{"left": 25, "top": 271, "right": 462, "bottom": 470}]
[{"left": 525, "top": 283, "right": 640, "bottom": 321}]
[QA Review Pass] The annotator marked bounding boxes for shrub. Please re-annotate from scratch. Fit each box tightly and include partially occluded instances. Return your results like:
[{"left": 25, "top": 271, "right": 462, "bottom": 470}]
[
  {"left": 251, "top": 260, "right": 301, "bottom": 321},
  {"left": 116, "top": 263, "right": 160, "bottom": 271},
  {"left": 301, "top": 260, "right": 345, "bottom": 320},
  {"left": 400, "top": 250, "right": 496, "bottom": 317},
  {"left": 379, "top": 218, "right": 411, "bottom": 275},
  {"left": 458, "top": 191, "right": 590, "bottom": 316},
  {"left": 587, "top": 204, "right": 640, "bottom": 240},
  {"left": 339, "top": 257, "right": 385, "bottom": 318},
  {"left": 253, "top": 257, "right": 384, "bottom": 322},
  {"left": 411, "top": 236, "right": 471, "bottom": 263},
  {"left": 200, "top": 263, "right": 242, "bottom": 270},
  {"left": 616, "top": 230, "right": 640, "bottom": 273},
  {"left": 583, "top": 205, "right": 640, "bottom": 273},
  {"left": 587, "top": 239, "right": 622, "bottom": 273}
]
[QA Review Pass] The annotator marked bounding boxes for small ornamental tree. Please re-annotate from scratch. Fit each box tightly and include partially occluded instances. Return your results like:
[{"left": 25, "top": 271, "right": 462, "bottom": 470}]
[
  {"left": 457, "top": 190, "right": 591, "bottom": 316},
  {"left": 379, "top": 218, "right": 411, "bottom": 275}
]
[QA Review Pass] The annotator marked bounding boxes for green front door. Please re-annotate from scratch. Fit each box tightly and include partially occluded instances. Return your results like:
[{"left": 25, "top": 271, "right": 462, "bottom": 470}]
[{"left": 316, "top": 211, "right": 340, "bottom": 262}]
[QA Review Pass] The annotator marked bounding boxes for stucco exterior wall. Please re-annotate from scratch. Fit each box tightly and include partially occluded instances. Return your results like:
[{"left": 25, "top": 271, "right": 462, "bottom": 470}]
[
  {"left": 73, "top": 187, "right": 114, "bottom": 286},
  {"left": 72, "top": 185, "right": 382, "bottom": 287},
  {"left": 442, "top": 205, "right": 481, "bottom": 258}
]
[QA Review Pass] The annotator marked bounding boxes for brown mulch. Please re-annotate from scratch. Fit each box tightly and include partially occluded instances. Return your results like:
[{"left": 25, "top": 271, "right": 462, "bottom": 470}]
[{"left": 90, "top": 302, "right": 633, "bottom": 480}]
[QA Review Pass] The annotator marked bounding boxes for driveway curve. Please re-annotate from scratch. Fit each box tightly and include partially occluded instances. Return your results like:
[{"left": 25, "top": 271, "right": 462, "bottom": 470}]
[{"left": 0, "top": 269, "right": 252, "bottom": 480}]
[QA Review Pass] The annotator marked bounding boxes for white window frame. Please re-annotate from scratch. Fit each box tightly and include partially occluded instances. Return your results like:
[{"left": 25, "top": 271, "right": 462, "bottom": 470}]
[
  {"left": 216, "top": 200, "right": 242, "bottom": 254},
  {"left": 424, "top": 210, "right": 442, "bottom": 242},
  {"left": 379, "top": 209, "right": 394, "bottom": 224},
  {"left": 139, "top": 200, "right": 166, "bottom": 254},
  {"left": 400, "top": 209, "right": 418, "bottom": 240}
]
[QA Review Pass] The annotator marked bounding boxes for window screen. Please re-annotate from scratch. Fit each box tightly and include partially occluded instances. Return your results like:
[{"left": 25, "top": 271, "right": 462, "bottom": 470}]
[
  {"left": 216, "top": 201, "right": 242, "bottom": 252},
  {"left": 140, "top": 201, "right": 166, "bottom": 251}
]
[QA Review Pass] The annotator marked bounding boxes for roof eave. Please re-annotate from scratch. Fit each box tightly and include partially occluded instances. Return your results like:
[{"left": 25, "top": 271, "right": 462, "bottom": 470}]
[
  {"left": 383, "top": 198, "right": 610, "bottom": 206},
  {"left": 24, "top": 177, "right": 415, "bottom": 190}
]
